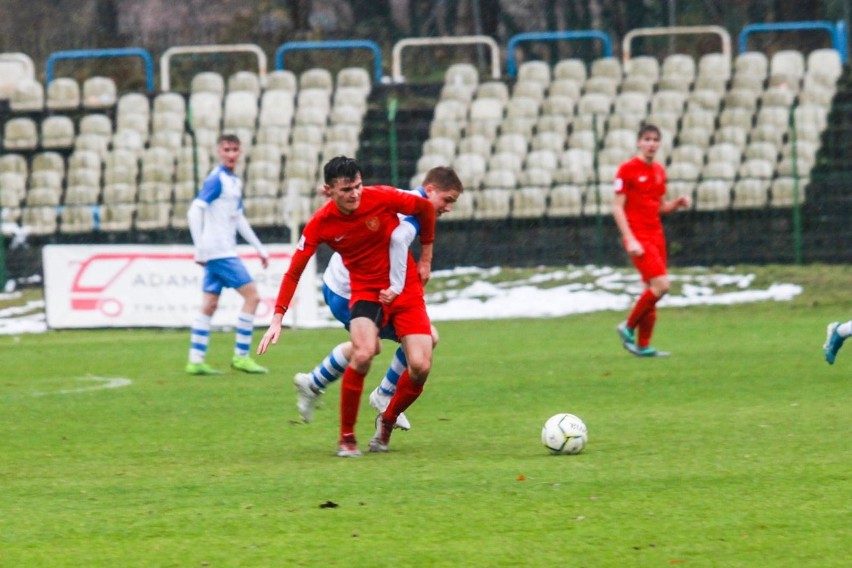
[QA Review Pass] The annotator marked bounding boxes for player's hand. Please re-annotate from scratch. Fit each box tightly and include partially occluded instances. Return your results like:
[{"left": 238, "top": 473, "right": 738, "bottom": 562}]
[
  {"left": 417, "top": 259, "right": 432, "bottom": 285},
  {"left": 675, "top": 195, "right": 692, "bottom": 210},
  {"left": 379, "top": 288, "right": 399, "bottom": 305},
  {"left": 260, "top": 255, "right": 270, "bottom": 269},
  {"left": 257, "top": 315, "right": 283, "bottom": 355},
  {"left": 624, "top": 236, "right": 644, "bottom": 257}
]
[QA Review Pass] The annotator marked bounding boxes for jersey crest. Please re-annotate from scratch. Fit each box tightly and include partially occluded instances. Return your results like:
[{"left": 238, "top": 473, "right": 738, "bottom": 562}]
[{"left": 365, "top": 216, "right": 380, "bottom": 231}]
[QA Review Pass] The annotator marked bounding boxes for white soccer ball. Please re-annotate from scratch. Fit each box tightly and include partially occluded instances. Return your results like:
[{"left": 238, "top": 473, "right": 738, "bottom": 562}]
[{"left": 541, "top": 413, "right": 588, "bottom": 455}]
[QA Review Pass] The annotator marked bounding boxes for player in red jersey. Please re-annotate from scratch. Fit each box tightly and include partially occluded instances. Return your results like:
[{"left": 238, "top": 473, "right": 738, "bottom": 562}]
[
  {"left": 612, "top": 124, "right": 691, "bottom": 357},
  {"left": 257, "top": 156, "right": 437, "bottom": 457}
]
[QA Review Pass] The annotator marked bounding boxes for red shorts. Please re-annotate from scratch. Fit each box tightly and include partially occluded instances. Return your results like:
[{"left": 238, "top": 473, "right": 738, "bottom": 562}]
[
  {"left": 384, "top": 289, "right": 432, "bottom": 337},
  {"left": 630, "top": 235, "right": 667, "bottom": 283},
  {"left": 350, "top": 288, "right": 432, "bottom": 338}
]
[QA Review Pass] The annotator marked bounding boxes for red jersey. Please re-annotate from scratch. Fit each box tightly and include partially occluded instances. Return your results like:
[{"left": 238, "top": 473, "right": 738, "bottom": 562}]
[
  {"left": 613, "top": 156, "right": 667, "bottom": 236},
  {"left": 274, "top": 185, "right": 436, "bottom": 314}
]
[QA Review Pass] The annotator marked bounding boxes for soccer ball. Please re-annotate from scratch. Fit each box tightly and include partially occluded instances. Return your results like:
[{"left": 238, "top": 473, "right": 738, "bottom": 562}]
[{"left": 541, "top": 413, "right": 588, "bottom": 455}]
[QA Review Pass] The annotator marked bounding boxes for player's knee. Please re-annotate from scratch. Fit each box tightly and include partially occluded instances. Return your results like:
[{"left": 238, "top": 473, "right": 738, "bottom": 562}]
[
  {"left": 430, "top": 326, "right": 440, "bottom": 348},
  {"left": 408, "top": 356, "right": 432, "bottom": 383},
  {"left": 350, "top": 344, "right": 378, "bottom": 368}
]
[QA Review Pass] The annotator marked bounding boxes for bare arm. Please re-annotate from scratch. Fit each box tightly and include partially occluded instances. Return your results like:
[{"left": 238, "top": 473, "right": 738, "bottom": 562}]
[
  {"left": 659, "top": 194, "right": 691, "bottom": 215},
  {"left": 612, "top": 193, "right": 643, "bottom": 257}
]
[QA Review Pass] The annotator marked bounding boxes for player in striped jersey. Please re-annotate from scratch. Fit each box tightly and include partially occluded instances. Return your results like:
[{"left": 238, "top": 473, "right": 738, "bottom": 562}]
[{"left": 185, "top": 134, "right": 270, "bottom": 375}]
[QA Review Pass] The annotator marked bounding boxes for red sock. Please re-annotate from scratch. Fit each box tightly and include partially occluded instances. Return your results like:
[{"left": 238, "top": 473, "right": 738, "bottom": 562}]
[
  {"left": 636, "top": 306, "right": 657, "bottom": 348},
  {"left": 383, "top": 370, "right": 423, "bottom": 423},
  {"left": 627, "top": 288, "right": 659, "bottom": 330},
  {"left": 340, "top": 366, "right": 366, "bottom": 440}
]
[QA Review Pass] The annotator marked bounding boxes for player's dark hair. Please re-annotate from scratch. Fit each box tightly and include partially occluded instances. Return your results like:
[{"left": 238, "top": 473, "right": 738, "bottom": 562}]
[
  {"left": 324, "top": 156, "right": 362, "bottom": 185},
  {"left": 422, "top": 166, "right": 464, "bottom": 193},
  {"left": 637, "top": 123, "right": 661, "bottom": 139},
  {"left": 218, "top": 133, "right": 241, "bottom": 146}
]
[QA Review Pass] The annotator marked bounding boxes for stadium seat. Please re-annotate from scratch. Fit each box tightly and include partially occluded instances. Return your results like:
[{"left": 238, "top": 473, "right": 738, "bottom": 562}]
[
  {"left": 224, "top": 91, "right": 260, "bottom": 130},
  {"left": 102, "top": 181, "right": 136, "bottom": 205},
  {"left": 0, "top": 52, "right": 36, "bottom": 101},
  {"left": 724, "top": 88, "right": 759, "bottom": 113},
  {"left": 100, "top": 203, "right": 135, "bottom": 231},
  {"left": 227, "top": 71, "right": 261, "bottom": 96},
  {"left": 692, "top": 74, "right": 728, "bottom": 95},
  {"left": 170, "top": 201, "right": 191, "bottom": 229},
  {"left": 517, "top": 60, "right": 552, "bottom": 88},
  {"left": 781, "top": 140, "right": 818, "bottom": 166},
  {"left": 452, "top": 153, "right": 487, "bottom": 188},
  {"left": 300, "top": 68, "right": 333, "bottom": 92},
  {"left": 444, "top": 63, "right": 478, "bottom": 91},
  {"left": 603, "top": 129, "right": 636, "bottom": 152},
  {"left": 745, "top": 142, "right": 779, "bottom": 163},
  {"left": 135, "top": 201, "right": 171, "bottom": 230},
  {"left": 702, "top": 160, "right": 737, "bottom": 182},
  {"left": 620, "top": 75, "right": 655, "bottom": 97},
  {"left": 734, "top": 52, "right": 768, "bottom": 80},
  {"left": 518, "top": 167, "right": 553, "bottom": 188},
  {"left": 697, "top": 53, "right": 731, "bottom": 83},
  {"left": 568, "top": 130, "right": 599, "bottom": 152},
  {"left": 40, "top": 116, "right": 75, "bottom": 150},
  {"left": 10, "top": 79, "right": 44, "bottom": 112},
  {"left": 473, "top": 188, "right": 511, "bottom": 220},
  {"left": 548, "top": 78, "right": 582, "bottom": 101},
  {"left": 67, "top": 166, "right": 101, "bottom": 189},
  {"left": 429, "top": 119, "right": 463, "bottom": 142},
  {"left": 266, "top": 70, "right": 298, "bottom": 93},
  {"left": 512, "top": 187, "right": 548, "bottom": 218},
  {"left": 31, "top": 151, "right": 65, "bottom": 176},
  {"left": 706, "top": 143, "right": 742, "bottom": 166},
  {"left": 494, "top": 133, "right": 529, "bottom": 158},
  {"left": 547, "top": 184, "right": 584, "bottom": 217},
  {"left": 29, "top": 170, "right": 63, "bottom": 194},
  {"left": 666, "top": 161, "right": 700, "bottom": 200},
  {"left": 117, "top": 92, "right": 150, "bottom": 117},
  {"left": 21, "top": 205, "right": 58, "bottom": 235},
  {"left": 0, "top": 153, "right": 28, "bottom": 177},
  {"left": 590, "top": 57, "right": 622, "bottom": 81},
  {"left": 671, "top": 144, "right": 706, "bottom": 168},
  {"left": 0, "top": 171, "right": 26, "bottom": 203},
  {"left": 677, "top": 127, "right": 712, "bottom": 149},
  {"left": 540, "top": 95, "right": 576, "bottom": 119},
  {"left": 733, "top": 178, "right": 770, "bottom": 208},
  {"left": 681, "top": 110, "right": 716, "bottom": 132},
  {"left": 553, "top": 58, "right": 587, "bottom": 83},
  {"left": 3, "top": 117, "right": 38, "bottom": 151},
  {"left": 643, "top": 112, "right": 678, "bottom": 134},
  {"left": 63, "top": 180, "right": 99, "bottom": 205},
  {"left": 650, "top": 90, "right": 686, "bottom": 116},
  {"left": 694, "top": 179, "right": 732, "bottom": 210},
  {"left": 625, "top": 55, "right": 660, "bottom": 83},
  {"left": 337, "top": 67, "right": 371, "bottom": 97},
  {"left": 74, "top": 132, "right": 109, "bottom": 157},
  {"left": 191, "top": 72, "right": 225, "bottom": 96},
  {"left": 769, "top": 49, "right": 805, "bottom": 90},
  {"left": 476, "top": 81, "right": 510, "bottom": 103},
  {"left": 524, "top": 149, "right": 558, "bottom": 172},
  {"left": 46, "top": 78, "right": 80, "bottom": 111},
  {"left": 440, "top": 83, "right": 474, "bottom": 106},
  {"left": 154, "top": 92, "right": 187, "bottom": 117},
  {"left": 770, "top": 176, "right": 807, "bottom": 207},
  {"left": 531, "top": 131, "right": 566, "bottom": 153},
  {"left": 482, "top": 169, "right": 518, "bottom": 191},
  {"left": 458, "top": 135, "right": 492, "bottom": 158},
  {"left": 686, "top": 89, "right": 721, "bottom": 113},
  {"left": 777, "top": 157, "right": 813, "bottom": 178},
  {"left": 713, "top": 125, "right": 748, "bottom": 148},
  {"left": 80, "top": 113, "right": 113, "bottom": 139},
  {"left": 421, "top": 137, "right": 456, "bottom": 161},
  {"left": 82, "top": 76, "right": 117, "bottom": 109},
  {"left": 738, "top": 158, "right": 775, "bottom": 181},
  {"left": 583, "top": 76, "right": 618, "bottom": 99}
]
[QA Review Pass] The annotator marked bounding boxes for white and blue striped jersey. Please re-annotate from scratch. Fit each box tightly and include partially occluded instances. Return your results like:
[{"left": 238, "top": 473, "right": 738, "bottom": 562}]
[{"left": 188, "top": 165, "right": 266, "bottom": 262}]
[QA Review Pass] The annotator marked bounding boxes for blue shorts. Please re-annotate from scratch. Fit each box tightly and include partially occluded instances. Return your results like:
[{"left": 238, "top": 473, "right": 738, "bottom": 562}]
[
  {"left": 203, "top": 257, "right": 253, "bottom": 295},
  {"left": 322, "top": 283, "right": 398, "bottom": 341}
]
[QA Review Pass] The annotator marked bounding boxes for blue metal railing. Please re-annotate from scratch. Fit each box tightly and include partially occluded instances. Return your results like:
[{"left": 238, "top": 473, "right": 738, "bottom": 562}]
[
  {"left": 506, "top": 30, "right": 613, "bottom": 78},
  {"left": 274, "top": 40, "right": 383, "bottom": 83},
  {"left": 46, "top": 47, "right": 156, "bottom": 92},
  {"left": 739, "top": 20, "right": 847, "bottom": 63}
]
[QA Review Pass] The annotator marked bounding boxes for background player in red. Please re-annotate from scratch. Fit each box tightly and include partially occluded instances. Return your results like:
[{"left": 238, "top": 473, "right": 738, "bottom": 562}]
[
  {"left": 612, "top": 124, "right": 691, "bottom": 357},
  {"left": 257, "top": 156, "right": 436, "bottom": 457}
]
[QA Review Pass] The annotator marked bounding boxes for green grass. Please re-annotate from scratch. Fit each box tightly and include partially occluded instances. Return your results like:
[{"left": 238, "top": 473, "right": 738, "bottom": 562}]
[{"left": 1, "top": 266, "right": 850, "bottom": 566}]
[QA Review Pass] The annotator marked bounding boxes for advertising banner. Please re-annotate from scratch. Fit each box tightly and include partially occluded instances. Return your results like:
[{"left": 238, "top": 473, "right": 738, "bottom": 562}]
[{"left": 43, "top": 244, "right": 320, "bottom": 329}]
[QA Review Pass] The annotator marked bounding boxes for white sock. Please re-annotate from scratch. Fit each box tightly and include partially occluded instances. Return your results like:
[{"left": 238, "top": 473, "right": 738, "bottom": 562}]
[
  {"left": 234, "top": 312, "right": 254, "bottom": 357},
  {"left": 311, "top": 343, "right": 348, "bottom": 388},
  {"left": 189, "top": 313, "right": 212, "bottom": 364},
  {"left": 838, "top": 321, "right": 852, "bottom": 337}
]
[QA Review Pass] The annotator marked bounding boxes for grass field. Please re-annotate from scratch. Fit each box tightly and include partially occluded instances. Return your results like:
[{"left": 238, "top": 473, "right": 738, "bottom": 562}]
[{"left": 1, "top": 265, "right": 850, "bottom": 567}]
